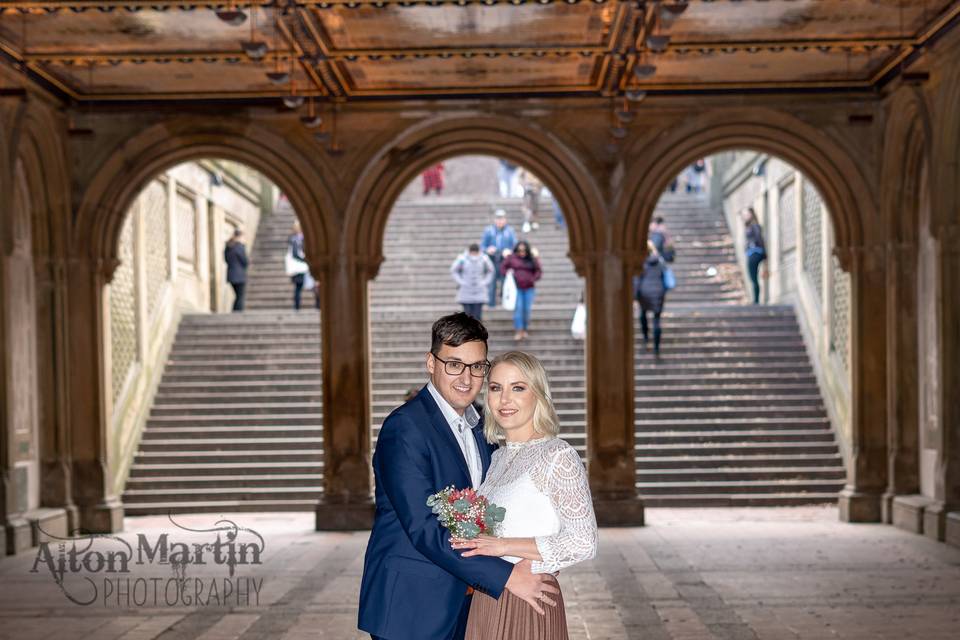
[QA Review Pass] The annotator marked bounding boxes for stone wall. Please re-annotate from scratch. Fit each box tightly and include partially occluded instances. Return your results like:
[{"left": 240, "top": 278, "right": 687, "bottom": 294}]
[
  {"left": 106, "top": 161, "right": 268, "bottom": 495},
  {"left": 714, "top": 151, "right": 853, "bottom": 462}
]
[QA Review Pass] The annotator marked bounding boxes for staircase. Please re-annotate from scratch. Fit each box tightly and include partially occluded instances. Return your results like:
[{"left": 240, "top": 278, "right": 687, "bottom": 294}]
[
  {"left": 635, "top": 193, "right": 845, "bottom": 505},
  {"left": 123, "top": 203, "right": 324, "bottom": 514}
]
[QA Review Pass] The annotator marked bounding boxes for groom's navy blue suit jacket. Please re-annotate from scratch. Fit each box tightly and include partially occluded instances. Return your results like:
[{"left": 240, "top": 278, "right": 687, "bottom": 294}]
[{"left": 358, "top": 387, "right": 514, "bottom": 639}]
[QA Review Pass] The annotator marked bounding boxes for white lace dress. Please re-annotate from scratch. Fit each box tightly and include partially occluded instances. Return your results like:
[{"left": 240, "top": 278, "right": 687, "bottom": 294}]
[{"left": 479, "top": 436, "right": 598, "bottom": 573}]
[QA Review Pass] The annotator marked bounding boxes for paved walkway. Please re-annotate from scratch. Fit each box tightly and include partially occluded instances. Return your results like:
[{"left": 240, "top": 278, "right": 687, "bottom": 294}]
[{"left": 1, "top": 507, "right": 958, "bottom": 640}]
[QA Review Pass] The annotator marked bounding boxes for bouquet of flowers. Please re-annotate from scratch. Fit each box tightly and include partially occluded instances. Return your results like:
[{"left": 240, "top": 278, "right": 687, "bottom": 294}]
[{"left": 426, "top": 486, "right": 506, "bottom": 539}]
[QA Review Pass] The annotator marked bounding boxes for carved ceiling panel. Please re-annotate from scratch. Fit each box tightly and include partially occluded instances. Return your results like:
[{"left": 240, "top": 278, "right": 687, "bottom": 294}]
[{"left": 0, "top": 0, "right": 955, "bottom": 101}]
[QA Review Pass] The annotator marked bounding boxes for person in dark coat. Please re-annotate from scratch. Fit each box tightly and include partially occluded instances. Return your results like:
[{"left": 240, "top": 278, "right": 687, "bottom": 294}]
[
  {"left": 500, "top": 240, "right": 542, "bottom": 341},
  {"left": 223, "top": 229, "right": 248, "bottom": 312},
  {"left": 742, "top": 207, "right": 766, "bottom": 304},
  {"left": 636, "top": 240, "right": 668, "bottom": 356},
  {"left": 287, "top": 221, "right": 308, "bottom": 310}
]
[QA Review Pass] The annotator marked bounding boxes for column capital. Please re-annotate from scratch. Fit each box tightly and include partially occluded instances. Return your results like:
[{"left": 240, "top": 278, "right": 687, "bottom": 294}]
[{"left": 833, "top": 243, "right": 886, "bottom": 272}]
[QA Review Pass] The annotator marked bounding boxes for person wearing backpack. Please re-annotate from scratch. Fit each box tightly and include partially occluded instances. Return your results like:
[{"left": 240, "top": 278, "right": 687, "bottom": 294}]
[
  {"left": 635, "top": 240, "right": 671, "bottom": 357},
  {"left": 450, "top": 243, "right": 495, "bottom": 320}
]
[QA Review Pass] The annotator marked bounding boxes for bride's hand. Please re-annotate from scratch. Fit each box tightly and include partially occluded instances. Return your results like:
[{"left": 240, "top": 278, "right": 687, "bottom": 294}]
[{"left": 450, "top": 535, "right": 507, "bottom": 558}]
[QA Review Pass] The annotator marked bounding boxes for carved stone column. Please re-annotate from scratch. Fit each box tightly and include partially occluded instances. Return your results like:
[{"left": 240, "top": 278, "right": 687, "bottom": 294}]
[
  {"left": 927, "top": 223, "right": 960, "bottom": 541},
  {"left": 838, "top": 244, "right": 888, "bottom": 522},
  {"left": 883, "top": 242, "right": 920, "bottom": 523},
  {"left": 314, "top": 256, "right": 376, "bottom": 530},
  {"left": 66, "top": 257, "right": 123, "bottom": 533},
  {"left": 581, "top": 251, "right": 644, "bottom": 526},
  {"left": 35, "top": 256, "right": 77, "bottom": 531}
]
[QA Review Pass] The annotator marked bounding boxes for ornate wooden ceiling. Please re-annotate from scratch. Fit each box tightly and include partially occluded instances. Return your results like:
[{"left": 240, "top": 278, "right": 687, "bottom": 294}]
[{"left": 0, "top": 0, "right": 957, "bottom": 101}]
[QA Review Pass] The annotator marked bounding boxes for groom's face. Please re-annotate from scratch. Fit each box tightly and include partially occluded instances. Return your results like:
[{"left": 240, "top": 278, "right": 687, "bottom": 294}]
[{"left": 426, "top": 340, "right": 487, "bottom": 415}]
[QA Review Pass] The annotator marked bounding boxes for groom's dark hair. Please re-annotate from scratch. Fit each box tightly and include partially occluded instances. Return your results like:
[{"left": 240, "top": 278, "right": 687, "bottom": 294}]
[{"left": 431, "top": 313, "right": 488, "bottom": 354}]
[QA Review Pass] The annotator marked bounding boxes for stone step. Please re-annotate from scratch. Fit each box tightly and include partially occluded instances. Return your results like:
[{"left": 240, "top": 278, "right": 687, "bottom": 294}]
[
  {"left": 154, "top": 392, "right": 322, "bottom": 404},
  {"left": 137, "top": 437, "right": 324, "bottom": 452},
  {"left": 635, "top": 467, "right": 846, "bottom": 482},
  {"left": 634, "top": 417, "right": 831, "bottom": 431},
  {"left": 123, "top": 486, "right": 323, "bottom": 503},
  {"left": 128, "top": 461, "right": 324, "bottom": 477},
  {"left": 125, "top": 474, "right": 323, "bottom": 489},
  {"left": 636, "top": 478, "right": 844, "bottom": 495},
  {"left": 147, "top": 415, "right": 322, "bottom": 427},
  {"left": 634, "top": 442, "right": 839, "bottom": 456},
  {"left": 636, "top": 429, "right": 833, "bottom": 443},
  {"left": 133, "top": 450, "right": 323, "bottom": 464},
  {"left": 140, "top": 425, "right": 323, "bottom": 439},
  {"left": 640, "top": 492, "right": 840, "bottom": 507},
  {"left": 123, "top": 500, "right": 319, "bottom": 515},
  {"left": 160, "top": 370, "right": 322, "bottom": 383},
  {"left": 634, "top": 453, "right": 843, "bottom": 469}
]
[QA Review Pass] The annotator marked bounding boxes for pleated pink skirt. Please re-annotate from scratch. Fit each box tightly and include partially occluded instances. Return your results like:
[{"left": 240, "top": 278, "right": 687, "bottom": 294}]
[{"left": 464, "top": 576, "right": 568, "bottom": 640}]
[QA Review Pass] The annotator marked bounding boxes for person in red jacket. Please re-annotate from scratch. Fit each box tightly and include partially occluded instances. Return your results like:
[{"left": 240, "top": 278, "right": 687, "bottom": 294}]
[
  {"left": 421, "top": 163, "right": 445, "bottom": 195},
  {"left": 500, "top": 240, "right": 542, "bottom": 341}
]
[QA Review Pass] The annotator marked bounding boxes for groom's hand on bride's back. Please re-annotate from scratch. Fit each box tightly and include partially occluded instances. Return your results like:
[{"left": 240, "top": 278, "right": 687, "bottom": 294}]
[{"left": 504, "top": 559, "right": 559, "bottom": 615}]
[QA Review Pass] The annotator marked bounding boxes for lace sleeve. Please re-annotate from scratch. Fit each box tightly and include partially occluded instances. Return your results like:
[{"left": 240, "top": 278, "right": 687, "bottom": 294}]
[{"left": 531, "top": 442, "right": 598, "bottom": 574}]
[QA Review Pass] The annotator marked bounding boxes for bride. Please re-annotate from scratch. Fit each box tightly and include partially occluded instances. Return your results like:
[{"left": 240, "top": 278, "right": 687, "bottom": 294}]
[{"left": 451, "top": 350, "right": 598, "bottom": 640}]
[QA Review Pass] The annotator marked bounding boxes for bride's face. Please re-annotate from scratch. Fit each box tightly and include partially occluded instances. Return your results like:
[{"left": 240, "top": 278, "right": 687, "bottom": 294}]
[{"left": 487, "top": 362, "right": 537, "bottom": 441}]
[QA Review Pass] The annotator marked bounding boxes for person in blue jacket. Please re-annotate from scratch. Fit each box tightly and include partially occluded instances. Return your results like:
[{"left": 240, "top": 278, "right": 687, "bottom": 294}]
[
  {"left": 480, "top": 210, "right": 518, "bottom": 308},
  {"left": 358, "top": 313, "right": 557, "bottom": 640}
]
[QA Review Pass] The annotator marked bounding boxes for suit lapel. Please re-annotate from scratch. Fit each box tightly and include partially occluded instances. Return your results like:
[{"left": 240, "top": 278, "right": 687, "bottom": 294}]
[
  {"left": 418, "top": 388, "right": 472, "bottom": 486},
  {"left": 472, "top": 423, "right": 492, "bottom": 483}
]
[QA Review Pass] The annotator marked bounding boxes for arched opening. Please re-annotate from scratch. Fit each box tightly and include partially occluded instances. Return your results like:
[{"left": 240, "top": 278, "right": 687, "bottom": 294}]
[
  {"left": 105, "top": 159, "right": 325, "bottom": 515},
  {"left": 632, "top": 150, "right": 851, "bottom": 508},
  {"left": 368, "top": 154, "right": 587, "bottom": 456}
]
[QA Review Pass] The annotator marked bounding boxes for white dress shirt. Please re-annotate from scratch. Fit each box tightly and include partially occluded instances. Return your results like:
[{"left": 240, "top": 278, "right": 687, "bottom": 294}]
[{"left": 426, "top": 382, "right": 483, "bottom": 488}]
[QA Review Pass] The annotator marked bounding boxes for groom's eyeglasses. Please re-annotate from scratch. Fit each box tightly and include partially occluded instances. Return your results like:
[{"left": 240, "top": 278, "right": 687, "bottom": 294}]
[{"left": 431, "top": 353, "right": 491, "bottom": 378}]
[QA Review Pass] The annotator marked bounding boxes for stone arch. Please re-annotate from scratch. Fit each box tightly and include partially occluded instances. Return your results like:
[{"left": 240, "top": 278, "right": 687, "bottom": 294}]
[
  {"left": 881, "top": 88, "right": 932, "bottom": 245},
  {"left": 615, "top": 109, "right": 876, "bottom": 263},
  {"left": 344, "top": 115, "right": 605, "bottom": 276},
  {"left": 74, "top": 118, "right": 336, "bottom": 279}
]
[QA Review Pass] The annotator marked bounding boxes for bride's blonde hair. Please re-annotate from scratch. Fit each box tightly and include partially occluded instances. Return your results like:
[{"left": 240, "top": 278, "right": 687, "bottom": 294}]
[{"left": 483, "top": 351, "right": 560, "bottom": 444}]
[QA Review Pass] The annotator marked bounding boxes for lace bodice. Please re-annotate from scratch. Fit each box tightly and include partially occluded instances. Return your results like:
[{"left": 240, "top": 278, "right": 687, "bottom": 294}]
[{"left": 479, "top": 436, "right": 598, "bottom": 574}]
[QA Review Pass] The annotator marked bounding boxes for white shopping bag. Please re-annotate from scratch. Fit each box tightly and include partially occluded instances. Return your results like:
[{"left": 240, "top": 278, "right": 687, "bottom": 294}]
[
  {"left": 501, "top": 270, "right": 518, "bottom": 311},
  {"left": 570, "top": 303, "right": 586, "bottom": 340},
  {"left": 285, "top": 247, "right": 309, "bottom": 276}
]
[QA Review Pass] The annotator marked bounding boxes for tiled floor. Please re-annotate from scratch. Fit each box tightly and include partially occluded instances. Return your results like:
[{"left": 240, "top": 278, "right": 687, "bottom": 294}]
[{"left": 1, "top": 507, "right": 958, "bottom": 639}]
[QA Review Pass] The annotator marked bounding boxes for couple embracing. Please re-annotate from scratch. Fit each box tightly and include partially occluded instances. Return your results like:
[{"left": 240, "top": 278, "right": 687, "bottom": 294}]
[{"left": 358, "top": 313, "right": 598, "bottom": 640}]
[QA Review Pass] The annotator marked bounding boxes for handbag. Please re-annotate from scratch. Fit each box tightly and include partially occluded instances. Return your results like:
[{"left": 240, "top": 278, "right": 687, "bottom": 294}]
[
  {"left": 570, "top": 303, "right": 586, "bottom": 340},
  {"left": 662, "top": 263, "right": 677, "bottom": 291},
  {"left": 501, "top": 270, "right": 518, "bottom": 311},
  {"left": 284, "top": 247, "right": 309, "bottom": 276}
]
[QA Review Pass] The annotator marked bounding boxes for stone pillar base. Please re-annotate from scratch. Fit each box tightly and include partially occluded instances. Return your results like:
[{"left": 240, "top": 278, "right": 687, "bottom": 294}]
[
  {"left": 945, "top": 512, "right": 960, "bottom": 548},
  {"left": 922, "top": 502, "right": 949, "bottom": 542},
  {"left": 5, "top": 507, "right": 71, "bottom": 555},
  {"left": 593, "top": 496, "right": 645, "bottom": 527},
  {"left": 891, "top": 495, "right": 936, "bottom": 534},
  {"left": 4, "top": 517, "right": 32, "bottom": 556},
  {"left": 315, "top": 499, "right": 375, "bottom": 531},
  {"left": 881, "top": 492, "right": 894, "bottom": 524},
  {"left": 77, "top": 499, "right": 124, "bottom": 534},
  {"left": 838, "top": 489, "right": 883, "bottom": 522},
  {"left": 31, "top": 508, "right": 70, "bottom": 544}
]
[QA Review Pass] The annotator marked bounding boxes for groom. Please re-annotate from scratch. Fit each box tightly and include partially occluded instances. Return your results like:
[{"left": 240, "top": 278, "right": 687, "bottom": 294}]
[{"left": 358, "top": 313, "right": 557, "bottom": 639}]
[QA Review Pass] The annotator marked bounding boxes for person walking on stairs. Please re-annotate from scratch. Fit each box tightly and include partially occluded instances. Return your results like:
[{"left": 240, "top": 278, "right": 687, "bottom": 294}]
[
  {"left": 223, "top": 228, "right": 249, "bottom": 312},
  {"left": 742, "top": 207, "right": 767, "bottom": 304},
  {"left": 500, "top": 241, "right": 542, "bottom": 341},
  {"left": 519, "top": 168, "right": 543, "bottom": 233},
  {"left": 451, "top": 243, "right": 495, "bottom": 321},
  {"left": 285, "top": 220, "right": 310, "bottom": 310},
  {"left": 648, "top": 216, "right": 675, "bottom": 261},
  {"left": 635, "top": 240, "right": 668, "bottom": 357},
  {"left": 481, "top": 210, "right": 517, "bottom": 309}
]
